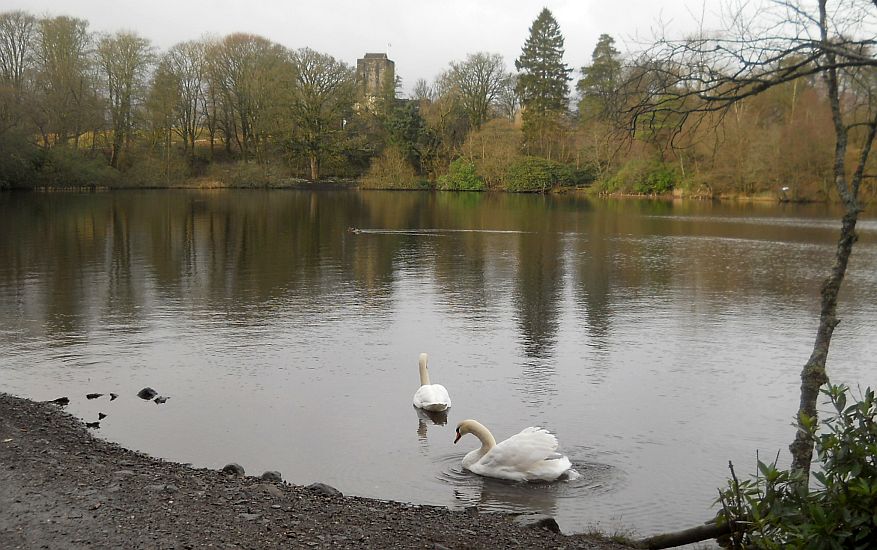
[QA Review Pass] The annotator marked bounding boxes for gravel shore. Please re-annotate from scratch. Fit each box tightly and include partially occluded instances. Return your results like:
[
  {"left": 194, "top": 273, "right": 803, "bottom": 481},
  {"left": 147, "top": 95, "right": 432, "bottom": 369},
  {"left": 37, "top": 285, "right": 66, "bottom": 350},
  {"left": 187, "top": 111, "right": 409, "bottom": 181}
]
[{"left": 0, "top": 393, "right": 633, "bottom": 549}]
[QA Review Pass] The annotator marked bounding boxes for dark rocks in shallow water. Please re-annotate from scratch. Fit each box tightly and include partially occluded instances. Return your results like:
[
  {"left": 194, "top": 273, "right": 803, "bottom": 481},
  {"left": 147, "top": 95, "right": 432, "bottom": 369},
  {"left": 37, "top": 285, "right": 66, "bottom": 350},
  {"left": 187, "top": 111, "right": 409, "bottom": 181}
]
[
  {"left": 85, "top": 421, "right": 100, "bottom": 429},
  {"left": 153, "top": 396, "right": 169, "bottom": 404},
  {"left": 513, "top": 514, "right": 560, "bottom": 533},
  {"left": 86, "top": 393, "right": 103, "bottom": 400},
  {"left": 307, "top": 482, "right": 342, "bottom": 497},
  {"left": 137, "top": 388, "right": 157, "bottom": 400},
  {"left": 48, "top": 397, "right": 69, "bottom": 406},
  {"left": 98, "top": 412, "right": 107, "bottom": 420},
  {"left": 109, "top": 393, "right": 119, "bottom": 401},
  {"left": 222, "top": 463, "right": 245, "bottom": 476},
  {"left": 260, "top": 471, "right": 282, "bottom": 482}
]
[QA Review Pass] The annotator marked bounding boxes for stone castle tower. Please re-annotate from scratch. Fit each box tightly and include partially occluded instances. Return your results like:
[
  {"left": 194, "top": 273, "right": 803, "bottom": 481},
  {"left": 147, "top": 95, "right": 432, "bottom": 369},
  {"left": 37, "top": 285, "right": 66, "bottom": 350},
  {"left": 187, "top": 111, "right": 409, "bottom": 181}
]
[{"left": 356, "top": 53, "right": 395, "bottom": 108}]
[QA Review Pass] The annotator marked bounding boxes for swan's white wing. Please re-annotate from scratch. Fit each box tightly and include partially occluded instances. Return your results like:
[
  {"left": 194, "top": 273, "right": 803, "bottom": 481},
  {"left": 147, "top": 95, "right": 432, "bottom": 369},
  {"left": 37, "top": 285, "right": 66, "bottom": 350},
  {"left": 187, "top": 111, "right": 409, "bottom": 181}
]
[
  {"left": 468, "top": 427, "right": 571, "bottom": 481},
  {"left": 413, "top": 384, "right": 451, "bottom": 411}
]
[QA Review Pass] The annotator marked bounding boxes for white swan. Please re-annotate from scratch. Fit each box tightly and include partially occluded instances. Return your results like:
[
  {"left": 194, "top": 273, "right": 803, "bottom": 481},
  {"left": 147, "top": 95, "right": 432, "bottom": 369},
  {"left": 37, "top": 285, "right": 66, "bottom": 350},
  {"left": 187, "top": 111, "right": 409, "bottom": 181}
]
[
  {"left": 412, "top": 353, "right": 451, "bottom": 412},
  {"left": 453, "top": 419, "right": 576, "bottom": 481}
]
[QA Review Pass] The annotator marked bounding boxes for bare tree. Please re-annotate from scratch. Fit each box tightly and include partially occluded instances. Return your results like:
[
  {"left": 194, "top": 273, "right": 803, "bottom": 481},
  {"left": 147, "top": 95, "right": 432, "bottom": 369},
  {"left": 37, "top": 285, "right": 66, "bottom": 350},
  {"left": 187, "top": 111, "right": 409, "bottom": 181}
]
[
  {"left": 411, "top": 78, "right": 435, "bottom": 102},
  {"left": 625, "top": 0, "right": 877, "bottom": 482},
  {"left": 159, "top": 40, "right": 207, "bottom": 157},
  {"left": 0, "top": 11, "right": 37, "bottom": 133},
  {"left": 0, "top": 11, "right": 36, "bottom": 91},
  {"left": 288, "top": 47, "right": 355, "bottom": 180},
  {"left": 206, "top": 33, "right": 290, "bottom": 163},
  {"left": 34, "top": 16, "right": 96, "bottom": 147},
  {"left": 444, "top": 52, "right": 510, "bottom": 129},
  {"left": 97, "top": 31, "right": 154, "bottom": 168},
  {"left": 421, "top": 75, "right": 469, "bottom": 172},
  {"left": 145, "top": 60, "right": 178, "bottom": 180},
  {"left": 496, "top": 73, "right": 519, "bottom": 123}
]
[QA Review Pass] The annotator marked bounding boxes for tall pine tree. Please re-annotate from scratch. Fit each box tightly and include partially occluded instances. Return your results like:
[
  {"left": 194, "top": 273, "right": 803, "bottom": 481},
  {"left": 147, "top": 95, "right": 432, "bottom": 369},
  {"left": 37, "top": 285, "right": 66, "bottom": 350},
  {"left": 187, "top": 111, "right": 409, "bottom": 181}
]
[
  {"left": 514, "top": 8, "right": 571, "bottom": 156},
  {"left": 576, "top": 34, "right": 621, "bottom": 122}
]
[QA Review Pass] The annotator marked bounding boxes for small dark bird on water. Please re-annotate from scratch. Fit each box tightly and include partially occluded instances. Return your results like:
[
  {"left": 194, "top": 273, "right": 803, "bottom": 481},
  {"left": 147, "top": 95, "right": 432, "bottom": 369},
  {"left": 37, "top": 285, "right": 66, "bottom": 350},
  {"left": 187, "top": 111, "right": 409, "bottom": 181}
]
[
  {"left": 86, "top": 393, "right": 103, "bottom": 400},
  {"left": 154, "top": 396, "right": 169, "bottom": 404},
  {"left": 98, "top": 412, "right": 107, "bottom": 420},
  {"left": 109, "top": 393, "right": 119, "bottom": 401},
  {"left": 85, "top": 421, "right": 100, "bottom": 429}
]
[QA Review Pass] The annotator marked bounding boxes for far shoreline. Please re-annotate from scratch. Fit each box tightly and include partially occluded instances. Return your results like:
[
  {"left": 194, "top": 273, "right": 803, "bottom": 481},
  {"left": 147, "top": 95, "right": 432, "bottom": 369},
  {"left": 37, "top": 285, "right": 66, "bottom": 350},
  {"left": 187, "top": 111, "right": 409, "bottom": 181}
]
[{"left": 0, "top": 181, "right": 824, "bottom": 204}]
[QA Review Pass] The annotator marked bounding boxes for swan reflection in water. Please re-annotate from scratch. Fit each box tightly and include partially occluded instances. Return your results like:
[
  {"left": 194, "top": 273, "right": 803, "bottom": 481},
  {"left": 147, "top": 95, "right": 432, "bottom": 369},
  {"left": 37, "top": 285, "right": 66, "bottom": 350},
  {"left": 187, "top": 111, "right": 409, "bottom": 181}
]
[
  {"left": 454, "top": 477, "right": 560, "bottom": 518},
  {"left": 415, "top": 406, "right": 448, "bottom": 442},
  {"left": 445, "top": 453, "right": 616, "bottom": 522}
]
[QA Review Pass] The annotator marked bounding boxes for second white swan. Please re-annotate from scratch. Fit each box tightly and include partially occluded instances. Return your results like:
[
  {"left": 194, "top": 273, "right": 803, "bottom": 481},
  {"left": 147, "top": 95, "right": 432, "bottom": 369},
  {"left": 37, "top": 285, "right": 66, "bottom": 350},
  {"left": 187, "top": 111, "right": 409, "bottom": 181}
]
[
  {"left": 453, "top": 419, "right": 575, "bottom": 481},
  {"left": 412, "top": 353, "right": 451, "bottom": 412}
]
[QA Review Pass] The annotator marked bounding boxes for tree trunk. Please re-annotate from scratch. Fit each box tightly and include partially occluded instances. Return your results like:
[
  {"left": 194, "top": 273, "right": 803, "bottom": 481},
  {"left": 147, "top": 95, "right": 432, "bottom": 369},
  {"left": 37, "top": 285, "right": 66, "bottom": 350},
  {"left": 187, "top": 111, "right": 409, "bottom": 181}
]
[
  {"left": 110, "top": 139, "right": 121, "bottom": 169},
  {"left": 788, "top": 0, "right": 870, "bottom": 480},
  {"left": 309, "top": 153, "right": 319, "bottom": 181},
  {"left": 164, "top": 128, "right": 171, "bottom": 182},
  {"left": 789, "top": 199, "right": 859, "bottom": 476}
]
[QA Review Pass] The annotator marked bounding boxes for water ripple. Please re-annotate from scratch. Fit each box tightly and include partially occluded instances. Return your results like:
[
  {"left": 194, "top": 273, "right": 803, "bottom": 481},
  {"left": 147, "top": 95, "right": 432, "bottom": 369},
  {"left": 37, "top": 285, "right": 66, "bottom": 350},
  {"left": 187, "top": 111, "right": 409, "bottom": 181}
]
[{"left": 431, "top": 451, "right": 621, "bottom": 518}]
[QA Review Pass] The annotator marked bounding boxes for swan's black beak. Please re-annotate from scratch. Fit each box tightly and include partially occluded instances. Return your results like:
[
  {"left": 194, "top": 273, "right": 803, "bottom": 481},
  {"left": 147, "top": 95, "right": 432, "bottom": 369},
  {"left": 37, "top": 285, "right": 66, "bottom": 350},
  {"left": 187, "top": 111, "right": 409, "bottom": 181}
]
[{"left": 454, "top": 431, "right": 461, "bottom": 444}]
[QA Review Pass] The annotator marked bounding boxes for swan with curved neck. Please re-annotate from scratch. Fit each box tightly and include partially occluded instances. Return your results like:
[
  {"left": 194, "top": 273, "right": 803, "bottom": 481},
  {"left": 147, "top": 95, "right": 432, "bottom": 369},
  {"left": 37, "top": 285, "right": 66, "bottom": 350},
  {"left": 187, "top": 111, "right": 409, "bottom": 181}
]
[
  {"left": 412, "top": 353, "right": 451, "bottom": 412},
  {"left": 454, "top": 419, "right": 575, "bottom": 482}
]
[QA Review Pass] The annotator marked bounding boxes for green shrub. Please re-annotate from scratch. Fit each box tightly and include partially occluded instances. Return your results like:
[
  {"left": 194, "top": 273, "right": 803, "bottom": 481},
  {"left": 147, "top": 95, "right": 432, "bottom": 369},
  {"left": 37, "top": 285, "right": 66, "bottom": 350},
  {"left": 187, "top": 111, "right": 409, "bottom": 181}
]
[
  {"left": 566, "top": 164, "right": 598, "bottom": 187},
  {"left": 360, "top": 146, "right": 427, "bottom": 190},
  {"left": 0, "top": 131, "right": 39, "bottom": 188},
  {"left": 33, "top": 146, "right": 119, "bottom": 189},
  {"left": 504, "top": 156, "right": 572, "bottom": 192},
  {"left": 717, "top": 384, "right": 877, "bottom": 548},
  {"left": 605, "top": 159, "right": 677, "bottom": 195},
  {"left": 120, "top": 154, "right": 190, "bottom": 187},
  {"left": 438, "top": 158, "right": 485, "bottom": 191}
]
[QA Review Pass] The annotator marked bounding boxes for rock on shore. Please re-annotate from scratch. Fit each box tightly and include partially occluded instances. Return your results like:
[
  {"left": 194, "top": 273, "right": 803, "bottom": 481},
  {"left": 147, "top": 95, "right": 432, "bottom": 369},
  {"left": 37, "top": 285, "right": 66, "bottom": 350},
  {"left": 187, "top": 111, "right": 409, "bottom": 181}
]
[{"left": 0, "top": 392, "right": 631, "bottom": 549}]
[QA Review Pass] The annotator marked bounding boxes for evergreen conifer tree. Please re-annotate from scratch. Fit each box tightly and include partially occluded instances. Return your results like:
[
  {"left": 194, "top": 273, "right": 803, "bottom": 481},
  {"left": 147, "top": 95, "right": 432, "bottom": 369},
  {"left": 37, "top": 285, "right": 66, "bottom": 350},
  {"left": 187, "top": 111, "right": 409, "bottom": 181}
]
[
  {"left": 577, "top": 34, "right": 621, "bottom": 122},
  {"left": 514, "top": 8, "right": 571, "bottom": 155}
]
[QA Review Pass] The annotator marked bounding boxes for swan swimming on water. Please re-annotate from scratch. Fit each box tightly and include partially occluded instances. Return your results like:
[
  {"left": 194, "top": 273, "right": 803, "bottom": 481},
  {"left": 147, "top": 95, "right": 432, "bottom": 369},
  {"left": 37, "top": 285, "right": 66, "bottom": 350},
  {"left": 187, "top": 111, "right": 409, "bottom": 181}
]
[
  {"left": 454, "top": 419, "right": 577, "bottom": 482},
  {"left": 412, "top": 353, "right": 451, "bottom": 412}
]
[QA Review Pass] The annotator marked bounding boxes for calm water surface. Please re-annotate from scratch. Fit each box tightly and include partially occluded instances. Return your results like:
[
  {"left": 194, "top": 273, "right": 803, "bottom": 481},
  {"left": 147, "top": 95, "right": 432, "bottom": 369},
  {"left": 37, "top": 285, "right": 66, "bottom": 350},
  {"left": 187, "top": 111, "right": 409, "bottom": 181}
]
[{"left": 1, "top": 190, "right": 876, "bottom": 537}]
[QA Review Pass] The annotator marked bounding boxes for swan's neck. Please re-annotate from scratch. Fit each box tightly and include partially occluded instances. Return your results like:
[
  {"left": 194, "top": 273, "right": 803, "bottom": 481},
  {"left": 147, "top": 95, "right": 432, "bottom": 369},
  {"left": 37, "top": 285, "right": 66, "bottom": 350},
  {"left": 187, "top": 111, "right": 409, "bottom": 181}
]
[
  {"left": 468, "top": 421, "right": 497, "bottom": 452},
  {"left": 418, "top": 354, "right": 430, "bottom": 386}
]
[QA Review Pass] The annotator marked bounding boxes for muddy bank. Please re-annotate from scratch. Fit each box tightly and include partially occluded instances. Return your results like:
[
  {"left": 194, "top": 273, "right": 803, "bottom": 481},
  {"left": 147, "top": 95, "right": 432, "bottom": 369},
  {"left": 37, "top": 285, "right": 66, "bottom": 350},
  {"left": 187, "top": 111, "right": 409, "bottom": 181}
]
[{"left": 0, "top": 393, "right": 631, "bottom": 549}]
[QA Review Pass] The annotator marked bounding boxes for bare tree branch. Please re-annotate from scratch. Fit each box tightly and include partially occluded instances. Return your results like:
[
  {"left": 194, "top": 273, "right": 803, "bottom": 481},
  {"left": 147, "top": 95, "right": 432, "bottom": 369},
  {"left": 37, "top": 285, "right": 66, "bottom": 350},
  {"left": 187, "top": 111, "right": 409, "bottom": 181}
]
[{"left": 624, "top": 0, "right": 877, "bottom": 485}]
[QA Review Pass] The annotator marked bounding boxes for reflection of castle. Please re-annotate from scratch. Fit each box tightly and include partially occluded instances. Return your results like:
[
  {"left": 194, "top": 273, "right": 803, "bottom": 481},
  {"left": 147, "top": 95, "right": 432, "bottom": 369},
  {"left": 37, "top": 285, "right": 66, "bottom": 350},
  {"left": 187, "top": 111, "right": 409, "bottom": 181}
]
[{"left": 356, "top": 53, "right": 395, "bottom": 110}]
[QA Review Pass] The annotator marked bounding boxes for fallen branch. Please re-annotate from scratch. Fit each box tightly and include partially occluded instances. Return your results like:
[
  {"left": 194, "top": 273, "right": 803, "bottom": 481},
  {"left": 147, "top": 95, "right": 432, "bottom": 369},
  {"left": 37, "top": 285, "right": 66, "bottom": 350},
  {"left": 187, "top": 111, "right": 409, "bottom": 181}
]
[{"left": 637, "top": 520, "right": 733, "bottom": 549}]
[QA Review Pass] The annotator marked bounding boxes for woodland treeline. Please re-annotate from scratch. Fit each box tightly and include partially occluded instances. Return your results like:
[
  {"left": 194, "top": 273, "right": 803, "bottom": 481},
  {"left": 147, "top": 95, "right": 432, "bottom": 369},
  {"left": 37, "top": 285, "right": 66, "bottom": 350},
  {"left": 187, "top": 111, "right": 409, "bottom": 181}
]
[{"left": 0, "top": 7, "right": 874, "bottom": 200}]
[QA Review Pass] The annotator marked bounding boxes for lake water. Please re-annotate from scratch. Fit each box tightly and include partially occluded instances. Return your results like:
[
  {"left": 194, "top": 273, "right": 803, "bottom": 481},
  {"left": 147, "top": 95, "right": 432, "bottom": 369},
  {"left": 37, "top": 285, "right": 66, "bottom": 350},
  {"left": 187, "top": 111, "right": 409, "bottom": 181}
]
[{"left": 1, "top": 190, "right": 875, "bottom": 538}]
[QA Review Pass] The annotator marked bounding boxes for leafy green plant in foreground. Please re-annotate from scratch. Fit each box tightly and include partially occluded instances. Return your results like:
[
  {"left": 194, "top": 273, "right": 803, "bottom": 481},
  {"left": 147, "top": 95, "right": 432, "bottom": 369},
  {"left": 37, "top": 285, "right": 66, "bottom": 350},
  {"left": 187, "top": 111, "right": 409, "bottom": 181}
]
[{"left": 717, "top": 385, "right": 877, "bottom": 548}]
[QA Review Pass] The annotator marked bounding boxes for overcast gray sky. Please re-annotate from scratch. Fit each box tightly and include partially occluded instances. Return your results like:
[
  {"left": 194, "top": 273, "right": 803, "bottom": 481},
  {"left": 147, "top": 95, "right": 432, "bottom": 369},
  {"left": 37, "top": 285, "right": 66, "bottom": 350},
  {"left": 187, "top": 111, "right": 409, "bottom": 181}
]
[{"left": 6, "top": 0, "right": 723, "bottom": 95}]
